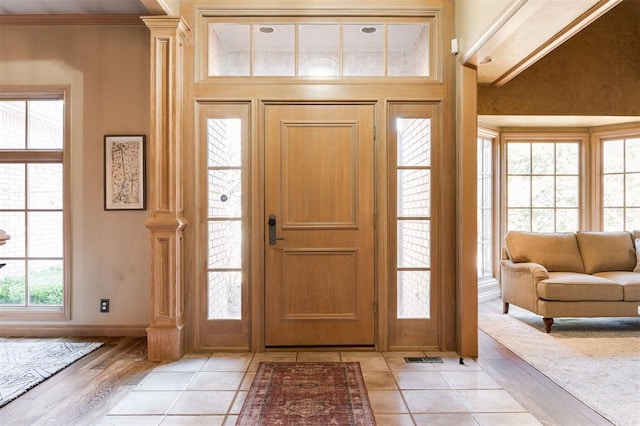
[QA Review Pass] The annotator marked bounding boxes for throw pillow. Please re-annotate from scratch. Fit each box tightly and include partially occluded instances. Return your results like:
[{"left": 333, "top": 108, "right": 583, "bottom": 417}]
[{"left": 635, "top": 238, "right": 640, "bottom": 273}]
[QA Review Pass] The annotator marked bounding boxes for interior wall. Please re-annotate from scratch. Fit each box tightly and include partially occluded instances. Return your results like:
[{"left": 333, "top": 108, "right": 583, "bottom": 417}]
[
  {"left": 0, "top": 24, "right": 151, "bottom": 327},
  {"left": 477, "top": 2, "right": 640, "bottom": 115}
]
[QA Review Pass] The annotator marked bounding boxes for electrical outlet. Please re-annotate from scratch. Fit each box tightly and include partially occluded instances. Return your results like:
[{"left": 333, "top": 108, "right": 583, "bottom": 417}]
[{"left": 100, "top": 299, "right": 110, "bottom": 313}]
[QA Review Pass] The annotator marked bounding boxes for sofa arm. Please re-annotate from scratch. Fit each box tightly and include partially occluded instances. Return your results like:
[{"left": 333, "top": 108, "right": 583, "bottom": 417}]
[{"left": 500, "top": 260, "right": 549, "bottom": 314}]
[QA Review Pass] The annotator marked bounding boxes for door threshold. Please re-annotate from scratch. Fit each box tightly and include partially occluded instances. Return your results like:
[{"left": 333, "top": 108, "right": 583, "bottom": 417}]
[{"left": 264, "top": 345, "right": 376, "bottom": 352}]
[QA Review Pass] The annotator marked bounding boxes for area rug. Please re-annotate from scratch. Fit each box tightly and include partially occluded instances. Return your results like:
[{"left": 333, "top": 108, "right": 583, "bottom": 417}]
[
  {"left": 237, "top": 362, "right": 376, "bottom": 425},
  {"left": 479, "top": 300, "right": 640, "bottom": 426},
  {"left": 0, "top": 338, "right": 103, "bottom": 407}
]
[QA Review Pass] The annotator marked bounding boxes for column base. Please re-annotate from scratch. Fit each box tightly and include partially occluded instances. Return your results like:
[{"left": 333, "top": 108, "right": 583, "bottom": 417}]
[{"left": 147, "top": 323, "right": 186, "bottom": 361}]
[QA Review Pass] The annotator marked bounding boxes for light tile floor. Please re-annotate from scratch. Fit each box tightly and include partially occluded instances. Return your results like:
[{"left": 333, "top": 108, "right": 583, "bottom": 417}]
[{"left": 99, "top": 351, "right": 543, "bottom": 426}]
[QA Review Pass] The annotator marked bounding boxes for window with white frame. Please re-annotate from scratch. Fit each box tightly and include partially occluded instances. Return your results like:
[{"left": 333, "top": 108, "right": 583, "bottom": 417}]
[
  {"left": 503, "top": 134, "right": 583, "bottom": 233},
  {"left": 600, "top": 133, "right": 640, "bottom": 231},
  {"left": 477, "top": 133, "right": 494, "bottom": 279},
  {"left": 0, "top": 92, "right": 68, "bottom": 318}
]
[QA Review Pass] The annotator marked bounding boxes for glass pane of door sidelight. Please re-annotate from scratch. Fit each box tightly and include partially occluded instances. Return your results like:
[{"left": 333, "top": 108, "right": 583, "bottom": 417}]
[
  {"left": 389, "top": 103, "right": 440, "bottom": 349},
  {"left": 198, "top": 103, "right": 250, "bottom": 350}
]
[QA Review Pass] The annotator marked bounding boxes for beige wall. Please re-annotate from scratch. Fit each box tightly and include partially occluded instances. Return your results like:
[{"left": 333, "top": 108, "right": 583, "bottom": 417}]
[
  {"left": 0, "top": 24, "right": 151, "bottom": 327},
  {"left": 478, "top": 2, "right": 640, "bottom": 116}
]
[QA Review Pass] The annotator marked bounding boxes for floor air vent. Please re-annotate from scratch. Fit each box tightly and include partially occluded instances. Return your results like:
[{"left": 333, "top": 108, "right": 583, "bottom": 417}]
[{"left": 404, "top": 356, "right": 443, "bottom": 363}]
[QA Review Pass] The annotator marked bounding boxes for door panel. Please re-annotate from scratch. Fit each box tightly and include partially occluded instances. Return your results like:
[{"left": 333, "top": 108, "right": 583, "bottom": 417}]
[{"left": 265, "top": 104, "right": 375, "bottom": 347}]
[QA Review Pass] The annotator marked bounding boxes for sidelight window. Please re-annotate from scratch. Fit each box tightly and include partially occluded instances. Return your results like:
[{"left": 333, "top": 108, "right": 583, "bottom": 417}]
[
  {"left": 395, "top": 118, "right": 431, "bottom": 319},
  {"left": 207, "top": 118, "right": 243, "bottom": 320}
]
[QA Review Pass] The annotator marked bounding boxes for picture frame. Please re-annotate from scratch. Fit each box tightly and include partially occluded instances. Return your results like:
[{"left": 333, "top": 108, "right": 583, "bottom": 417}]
[{"left": 104, "top": 135, "right": 146, "bottom": 210}]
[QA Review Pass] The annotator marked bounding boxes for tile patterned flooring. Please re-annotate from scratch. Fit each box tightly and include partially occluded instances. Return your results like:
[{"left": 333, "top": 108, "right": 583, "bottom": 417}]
[{"left": 99, "top": 351, "right": 543, "bottom": 426}]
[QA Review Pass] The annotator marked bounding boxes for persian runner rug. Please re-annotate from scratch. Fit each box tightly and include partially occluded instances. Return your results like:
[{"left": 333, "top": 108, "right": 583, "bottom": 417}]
[
  {"left": 0, "top": 338, "right": 103, "bottom": 407},
  {"left": 237, "top": 362, "right": 376, "bottom": 425}
]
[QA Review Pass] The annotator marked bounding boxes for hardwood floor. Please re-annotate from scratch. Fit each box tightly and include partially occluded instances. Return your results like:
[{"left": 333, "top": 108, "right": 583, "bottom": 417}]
[
  {"left": 0, "top": 337, "right": 155, "bottom": 426},
  {"left": 0, "top": 333, "right": 611, "bottom": 425}
]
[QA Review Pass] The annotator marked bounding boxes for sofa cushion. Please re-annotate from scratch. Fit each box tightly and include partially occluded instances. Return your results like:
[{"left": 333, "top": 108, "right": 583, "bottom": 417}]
[
  {"left": 504, "top": 231, "right": 585, "bottom": 273},
  {"left": 576, "top": 231, "right": 636, "bottom": 274},
  {"left": 594, "top": 271, "right": 640, "bottom": 301},
  {"left": 537, "top": 272, "right": 623, "bottom": 301},
  {"left": 634, "top": 238, "right": 640, "bottom": 273}
]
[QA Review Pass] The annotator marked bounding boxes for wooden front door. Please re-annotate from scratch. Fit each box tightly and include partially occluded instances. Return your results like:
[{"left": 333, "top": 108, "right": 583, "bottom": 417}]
[{"left": 264, "top": 104, "right": 375, "bottom": 347}]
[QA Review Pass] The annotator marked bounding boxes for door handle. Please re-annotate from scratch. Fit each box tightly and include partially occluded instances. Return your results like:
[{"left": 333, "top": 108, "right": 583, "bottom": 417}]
[{"left": 268, "top": 214, "right": 285, "bottom": 246}]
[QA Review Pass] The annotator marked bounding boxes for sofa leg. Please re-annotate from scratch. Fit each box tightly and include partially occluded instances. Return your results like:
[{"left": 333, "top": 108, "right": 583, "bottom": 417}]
[
  {"left": 503, "top": 302, "right": 509, "bottom": 314},
  {"left": 543, "top": 317, "right": 554, "bottom": 333}
]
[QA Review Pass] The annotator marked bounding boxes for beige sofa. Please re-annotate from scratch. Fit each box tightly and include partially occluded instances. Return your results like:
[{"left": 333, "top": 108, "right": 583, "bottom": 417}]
[{"left": 500, "top": 230, "right": 640, "bottom": 332}]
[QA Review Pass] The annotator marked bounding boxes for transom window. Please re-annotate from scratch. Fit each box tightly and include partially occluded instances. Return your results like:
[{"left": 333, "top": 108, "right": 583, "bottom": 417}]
[
  {"left": 205, "top": 19, "right": 434, "bottom": 78},
  {"left": 0, "top": 92, "right": 68, "bottom": 319}
]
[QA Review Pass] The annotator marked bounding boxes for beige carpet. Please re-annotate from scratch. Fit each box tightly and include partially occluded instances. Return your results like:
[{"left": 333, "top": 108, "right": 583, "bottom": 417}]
[{"left": 479, "top": 300, "right": 640, "bottom": 426}]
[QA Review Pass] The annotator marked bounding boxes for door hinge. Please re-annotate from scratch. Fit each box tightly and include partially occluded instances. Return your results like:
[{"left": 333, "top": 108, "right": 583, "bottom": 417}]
[
  {"left": 373, "top": 301, "right": 377, "bottom": 316},
  {"left": 373, "top": 126, "right": 377, "bottom": 141},
  {"left": 373, "top": 213, "right": 377, "bottom": 229}
]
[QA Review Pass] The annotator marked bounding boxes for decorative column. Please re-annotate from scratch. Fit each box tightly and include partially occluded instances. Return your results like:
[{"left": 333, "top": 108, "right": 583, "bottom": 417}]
[{"left": 142, "top": 17, "right": 190, "bottom": 361}]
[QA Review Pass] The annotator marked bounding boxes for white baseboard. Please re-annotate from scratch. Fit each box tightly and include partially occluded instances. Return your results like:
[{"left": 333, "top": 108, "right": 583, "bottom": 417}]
[{"left": 478, "top": 278, "right": 501, "bottom": 303}]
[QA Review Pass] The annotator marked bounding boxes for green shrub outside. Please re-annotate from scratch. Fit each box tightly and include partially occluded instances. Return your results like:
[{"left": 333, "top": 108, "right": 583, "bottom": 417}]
[{"left": 0, "top": 265, "right": 63, "bottom": 305}]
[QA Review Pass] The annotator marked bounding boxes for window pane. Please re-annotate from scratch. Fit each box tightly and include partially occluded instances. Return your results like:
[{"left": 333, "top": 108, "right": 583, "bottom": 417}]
[
  {"left": 208, "top": 169, "right": 241, "bottom": 218},
  {"left": 29, "top": 259, "right": 63, "bottom": 305},
  {"left": 0, "top": 164, "right": 26, "bottom": 209},
  {"left": 343, "top": 24, "right": 383, "bottom": 76},
  {"left": 28, "top": 100, "right": 64, "bottom": 149},
  {"left": 397, "top": 270, "right": 429, "bottom": 318},
  {"left": 208, "top": 271, "right": 241, "bottom": 319},
  {"left": 556, "top": 209, "right": 578, "bottom": 231},
  {"left": 397, "top": 169, "right": 429, "bottom": 217},
  {"left": 28, "top": 164, "right": 63, "bottom": 210},
  {"left": 0, "top": 212, "right": 25, "bottom": 257},
  {"left": 507, "top": 143, "right": 530, "bottom": 174},
  {"left": 254, "top": 24, "right": 294, "bottom": 76},
  {"left": 627, "top": 138, "right": 640, "bottom": 172},
  {"left": 397, "top": 118, "right": 430, "bottom": 166},
  {"left": 627, "top": 173, "right": 640, "bottom": 207},
  {"left": 626, "top": 208, "right": 640, "bottom": 230},
  {"left": 28, "top": 212, "right": 63, "bottom": 258},
  {"left": 532, "top": 209, "right": 554, "bottom": 232},
  {"left": 603, "top": 174, "right": 624, "bottom": 207},
  {"left": 208, "top": 118, "right": 241, "bottom": 167},
  {"left": 0, "top": 260, "right": 26, "bottom": 305},
  {"left": 531, "top": 143, "right": 554, "bottom": 175},
  {"left": 208, "top": 221, "right": 241, "bottom": 268},
  {"left": 508, "top": 208, "right": 530, "bottom": 231},
  {"left": 531, "top": 176, "right": 554, "bottom": 207},
  {"left": 556, "top": 143, "right": 579, "bottom": 174},
  {"left": 603, "top": 140, "right": 624, "bottom": 173},
  {"left": 603, "top": 208, "right": 624, "bottom": 231},
  {"left": 387, "top": 24, "right": 429, "bottom": 76},
  {"left": 397, "top": 220, "right": 429, "bottom": 268},
  {"left": 556, "top": 176, "right": 579, "bottom": 207},
  {"left": 507, "top": 176, "right": 530, "bottom": 207},
  {"left": 0, "top": 101, "right": 26, "bottom": 149},
  {"left": 208, "top": 24, "right": 250, "bottom": 76},
  {"left": 298, "top": 25, "right": 339, "bottom": 77}
]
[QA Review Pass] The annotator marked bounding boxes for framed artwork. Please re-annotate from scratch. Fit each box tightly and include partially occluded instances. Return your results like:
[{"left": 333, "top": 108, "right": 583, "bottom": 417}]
[{"left": 104, "top": 135, "right": 146, "bottom": 210}]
